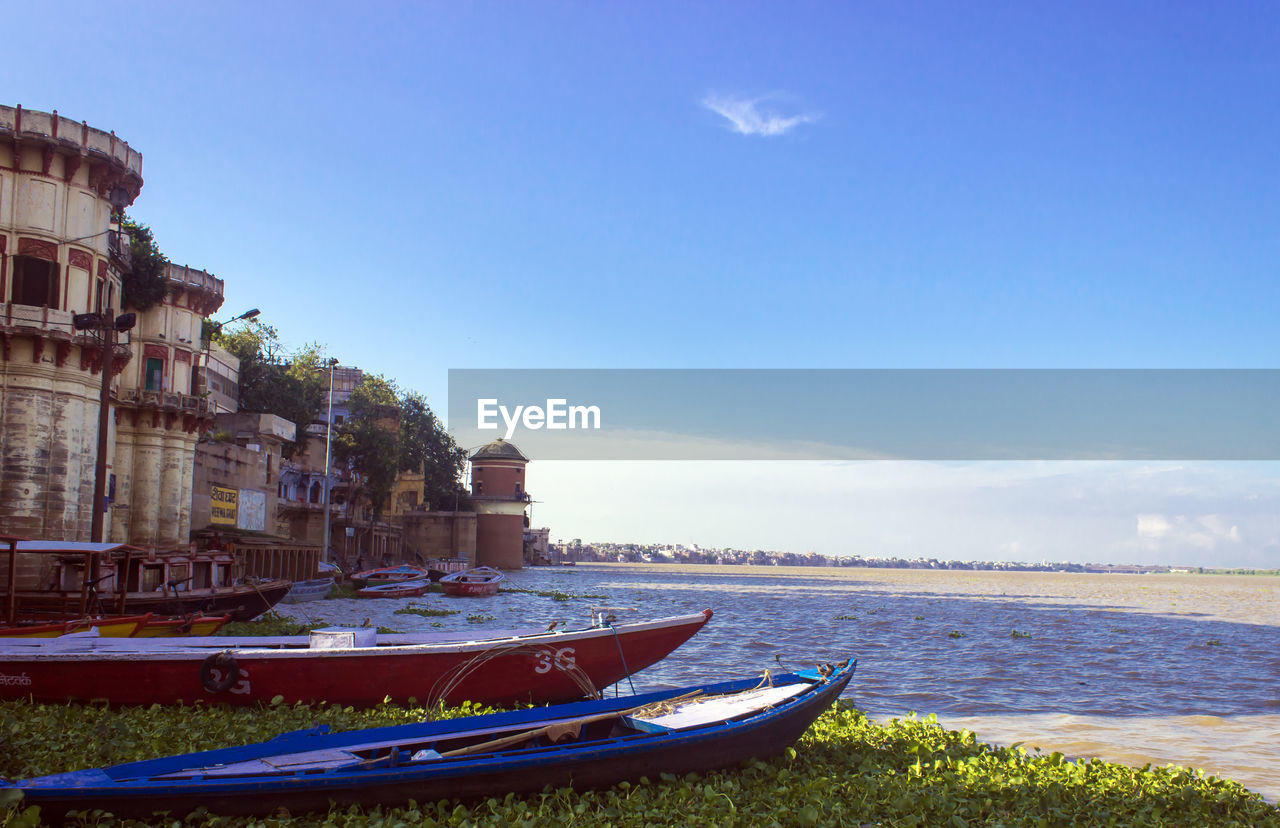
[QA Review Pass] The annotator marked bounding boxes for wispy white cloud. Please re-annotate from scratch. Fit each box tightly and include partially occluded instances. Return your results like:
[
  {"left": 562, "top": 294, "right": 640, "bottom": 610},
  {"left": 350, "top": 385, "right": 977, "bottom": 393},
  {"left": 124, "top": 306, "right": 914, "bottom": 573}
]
[{"left": 701, "top": 92, "right": 818, "bottom": 137}]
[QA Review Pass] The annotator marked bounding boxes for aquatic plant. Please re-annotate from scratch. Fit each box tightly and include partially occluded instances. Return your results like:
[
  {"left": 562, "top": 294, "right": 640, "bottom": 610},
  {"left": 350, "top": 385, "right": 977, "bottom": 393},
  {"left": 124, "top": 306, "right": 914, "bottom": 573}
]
[
  {"left": 217, "top": 611, "right": 323, "bottom": 637},
  {"left": 499, "top": 587, "right": 609, "bottom": 601},
  {"left": 466, "top": 613, "right": 496, "bottom": 624},
  {"left": 394, "top": 603, "right": 459, "bottom": 618},
  {"left": 1011, "top": 629, "right": 1033, "bottom": 639},
  {"left": 2, "top": 700, "right": 1277, "bottom": 826},
  {"left": 948, "top": 630, "right": 967, "bottom": 639}
]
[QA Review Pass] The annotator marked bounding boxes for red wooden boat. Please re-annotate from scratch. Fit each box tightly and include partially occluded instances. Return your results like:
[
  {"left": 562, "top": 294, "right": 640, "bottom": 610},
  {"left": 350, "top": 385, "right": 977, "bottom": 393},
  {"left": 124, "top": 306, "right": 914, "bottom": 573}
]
[
  {"left": 440, "top": 566, "right": 504, "bottom": 597},
  {"left": 0, "top": 610, "right": 713, "bottom": 708},
  {"left": 356, "top": 579, "right": 432, "bottom": 599}
]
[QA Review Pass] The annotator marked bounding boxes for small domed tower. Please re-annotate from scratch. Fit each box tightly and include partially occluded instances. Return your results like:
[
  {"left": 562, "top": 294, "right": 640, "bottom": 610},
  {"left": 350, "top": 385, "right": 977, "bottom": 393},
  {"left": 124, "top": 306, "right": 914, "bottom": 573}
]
[{"left": 469, "top": 438, "right": 529, "bottom": 570}]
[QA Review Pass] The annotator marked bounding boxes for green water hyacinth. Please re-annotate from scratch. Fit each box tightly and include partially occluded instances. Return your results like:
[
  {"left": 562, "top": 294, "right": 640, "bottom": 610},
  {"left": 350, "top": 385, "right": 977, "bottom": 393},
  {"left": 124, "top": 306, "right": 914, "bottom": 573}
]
[
  {"left": 498, "top": 587, "right": 610, "bottom": 601},
  {"left": 393, "top": 603, "right": 459, "bottom": 618},
  {"left": 2, "top": 701, "right": 1278, "bottom": 826}
]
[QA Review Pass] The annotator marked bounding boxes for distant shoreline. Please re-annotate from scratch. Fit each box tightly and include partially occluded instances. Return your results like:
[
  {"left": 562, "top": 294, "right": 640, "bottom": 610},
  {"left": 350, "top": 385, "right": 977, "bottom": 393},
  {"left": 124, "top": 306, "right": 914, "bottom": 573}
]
[{"left": 551, "top": 556, "right": 1280, "bottom": 576}]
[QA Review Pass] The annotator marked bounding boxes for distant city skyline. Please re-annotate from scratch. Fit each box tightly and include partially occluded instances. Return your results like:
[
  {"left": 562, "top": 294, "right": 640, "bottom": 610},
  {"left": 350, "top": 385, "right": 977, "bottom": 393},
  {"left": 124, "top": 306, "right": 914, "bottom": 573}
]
[
  {"left": 554, "top": 538, "right": 1274, "bottom": 573},
  {"left": 9, "top": 2, "right": 1279, "bottom": 568}
]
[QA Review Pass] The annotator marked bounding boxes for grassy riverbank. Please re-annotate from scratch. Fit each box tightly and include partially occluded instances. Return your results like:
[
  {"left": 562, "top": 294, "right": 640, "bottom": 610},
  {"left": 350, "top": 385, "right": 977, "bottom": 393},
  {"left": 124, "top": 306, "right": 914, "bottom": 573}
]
[{"left": 3, "top": 697, "right": 1277, "bottom": 827}]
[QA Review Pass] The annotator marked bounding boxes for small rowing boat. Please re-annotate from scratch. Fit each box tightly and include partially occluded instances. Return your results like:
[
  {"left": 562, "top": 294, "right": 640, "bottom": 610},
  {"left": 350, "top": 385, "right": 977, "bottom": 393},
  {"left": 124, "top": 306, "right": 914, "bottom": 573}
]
[
  {"left": 349, "top": 565, "right": 431, "bottom": 589},
  {"left": 0, "top": 614, "right": 152, "bottom": 638},
  {"left": 281, "top": 577, "right": 335, "bottom": 603},
  {"left": 1, "top": 659, "right": 854, "bottom": 819},
  {"left": 356, "top": 579, "right": 431, "bottom": 599},
  {"left": 132, "top": 614, "right": 230, "bottom": 637},
  {"left": 440, "top": 566, "right": 504, "bottom": 597}
]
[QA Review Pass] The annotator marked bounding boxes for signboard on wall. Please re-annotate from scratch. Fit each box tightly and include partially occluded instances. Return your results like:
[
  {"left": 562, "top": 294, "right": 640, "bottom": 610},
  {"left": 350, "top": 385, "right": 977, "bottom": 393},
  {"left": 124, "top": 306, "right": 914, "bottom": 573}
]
[
  {"left": 211, "top": 485, "right": 238, "bottom": 526},
  {"left": 237, "top": 489, "right": 267, "bottom": 532}
]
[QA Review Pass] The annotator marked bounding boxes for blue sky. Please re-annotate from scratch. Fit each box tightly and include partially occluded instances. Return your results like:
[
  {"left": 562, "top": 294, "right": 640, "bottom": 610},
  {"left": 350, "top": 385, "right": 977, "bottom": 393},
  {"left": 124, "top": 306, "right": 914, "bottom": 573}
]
[{"left": 10, "top": 2, "right": 1280, "bottom": 566}]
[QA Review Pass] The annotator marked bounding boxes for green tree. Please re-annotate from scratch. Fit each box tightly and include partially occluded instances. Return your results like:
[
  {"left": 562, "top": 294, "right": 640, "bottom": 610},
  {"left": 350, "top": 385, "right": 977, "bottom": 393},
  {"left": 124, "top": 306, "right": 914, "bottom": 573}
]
[
  {"left": 120, "top": 215, "right": 169, "bottom": 312},
  {"left": 215, "top": 319, "right": 328, "bottom": 458},
  {"left": 334, "top": 375, "right": 402, "bottom": 532},
  {"left": 398, "top": 391, "right": 469, "bottom": 511}
]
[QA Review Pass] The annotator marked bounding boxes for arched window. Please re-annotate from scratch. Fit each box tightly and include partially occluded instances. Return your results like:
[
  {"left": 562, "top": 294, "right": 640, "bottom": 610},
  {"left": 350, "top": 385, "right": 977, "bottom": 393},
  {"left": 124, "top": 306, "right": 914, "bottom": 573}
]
[{"left": 309, "top": 481, "right": 322, "bottom": 504}]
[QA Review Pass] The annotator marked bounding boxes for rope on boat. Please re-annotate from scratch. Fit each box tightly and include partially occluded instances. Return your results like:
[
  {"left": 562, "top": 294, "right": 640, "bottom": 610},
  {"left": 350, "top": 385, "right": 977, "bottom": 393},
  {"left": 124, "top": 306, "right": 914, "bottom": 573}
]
[
  {"left": 606, "top": 620, "right": 637, "bottom": 697},
  {"left": 243, "top": 577, "right": 274, "bottom": 620},
  {"left": 423, "top": 642, "right": 604, "bottom": 715}
]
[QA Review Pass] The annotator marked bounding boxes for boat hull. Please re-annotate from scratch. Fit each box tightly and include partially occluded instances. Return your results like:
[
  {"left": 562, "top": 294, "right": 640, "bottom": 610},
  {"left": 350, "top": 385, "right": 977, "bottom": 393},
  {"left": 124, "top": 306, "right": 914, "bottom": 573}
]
[
  {"left": 132, "top": 615, "right": 230, "bottom": 637},
  {"left": 350, "top": 566, "right": 431, "bottom": 588},
  {"left": 0, "top": 611, "right": 713, "bottom": 708},
  {"left": 10, "top": 581, "right": 292, "bottom": 622},
  {"left": 439, "top": 567, "right": 504, "bottom": 597},
  {"left": 7, "top": 661, "right": 852, "bottom": 820},
  {"left": 356, "top": 580, "right": 431, "bottom": 599},
  {"left": 281, "top": 577, "right": 334, "bottom": 603},
  {"left": 440, "top": 580, "right": 500, "bottom": 597}
]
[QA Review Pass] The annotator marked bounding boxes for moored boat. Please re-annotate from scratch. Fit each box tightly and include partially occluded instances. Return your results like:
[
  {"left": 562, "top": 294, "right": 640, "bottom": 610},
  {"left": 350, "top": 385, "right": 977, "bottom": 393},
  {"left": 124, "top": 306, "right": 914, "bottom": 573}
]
[
  {"left": 0, "top": 609, "right": 714, "bottom": 708},
  {"left": 440, "top": 566, "right": 504, "bottom": 597},
  {"left": 425, "top": 557, "right": 470, "bottom": 581},
  {"left": 1, "top": 541, "right": 291, "bottom": 623},
  {"left": 133, "top": 614, "right": 230, "bottom": 637},
  {"left": 0, "top": 659, "right": 854, "bottom": 819},
  {"left": 281, "top": 576, "right": 335, "bottom": 603},
  {"left": 356, "top": 579, "right": 431, "bottom": 599},
  {"left": 0, "top": 614, "right": 152, "bottom": 638},
  {"left": 350, "top": 564, "right": 431, "bottom": 589}
]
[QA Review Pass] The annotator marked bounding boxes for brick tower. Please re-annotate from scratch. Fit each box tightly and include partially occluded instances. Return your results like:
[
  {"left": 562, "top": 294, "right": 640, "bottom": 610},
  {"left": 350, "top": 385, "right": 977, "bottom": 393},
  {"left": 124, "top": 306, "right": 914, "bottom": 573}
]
[{"left": 469, "top": 438, "right": 529, "bottom": 570}]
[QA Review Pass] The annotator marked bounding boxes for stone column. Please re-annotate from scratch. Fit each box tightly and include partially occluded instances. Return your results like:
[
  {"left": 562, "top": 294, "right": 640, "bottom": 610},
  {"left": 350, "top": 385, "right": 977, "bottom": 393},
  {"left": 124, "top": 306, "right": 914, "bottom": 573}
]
[
  {"left": 177, "top": 434, "right": 196, "bottom": 544},
  {"left": 157, "top": 431, "right": 185, "bottom": 548},
  {"left": 110, "top": 425, "right": 136, "bottom": 543},
  {"left": 127, "top": 427, "right": 165, "bottom": 546}
]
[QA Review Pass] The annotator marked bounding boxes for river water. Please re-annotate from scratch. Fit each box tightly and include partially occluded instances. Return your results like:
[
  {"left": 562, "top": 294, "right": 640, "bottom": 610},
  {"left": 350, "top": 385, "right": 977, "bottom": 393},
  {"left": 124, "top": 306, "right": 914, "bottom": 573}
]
[{"left": 275, "top": 564, "right": 1280, "bottom": 801}]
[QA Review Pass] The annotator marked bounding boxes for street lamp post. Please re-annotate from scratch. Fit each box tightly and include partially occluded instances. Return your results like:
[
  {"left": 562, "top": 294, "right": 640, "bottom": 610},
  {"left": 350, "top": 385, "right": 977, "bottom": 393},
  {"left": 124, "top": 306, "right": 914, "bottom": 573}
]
[
  {"left": 320, "top": 358, "right": 338, "bottom": 564},
  {"left": 198, "top": 308, "right": 259, "bottom": 403},
  {"left": 202, "top": 307, "right": 259, "bottom": 350},
  {"left": 73, "top": 310, "right": 137, "bottom": 543}
]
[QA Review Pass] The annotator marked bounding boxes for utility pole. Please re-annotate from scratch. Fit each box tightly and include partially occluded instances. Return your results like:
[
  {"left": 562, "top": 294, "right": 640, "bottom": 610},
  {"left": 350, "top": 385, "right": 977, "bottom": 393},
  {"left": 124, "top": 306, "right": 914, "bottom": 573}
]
[
  {"left": 321, "top": 358, "right": 338, "bottom": 563},
  {"left": 74, "top": 310, "right": 136, "bottom": 543}
]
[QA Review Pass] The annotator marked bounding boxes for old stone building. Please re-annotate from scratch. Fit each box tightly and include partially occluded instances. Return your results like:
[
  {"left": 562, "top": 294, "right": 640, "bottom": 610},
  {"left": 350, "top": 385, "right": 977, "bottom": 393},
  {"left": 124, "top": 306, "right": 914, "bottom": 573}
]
[
  {"left": 0, "top": 105, "right": 143, "bottom": 540},
  {"left": 0, "top": 105, "right": 233, "bottom": 548},
  {"left": 112, "top": 262, "right": 225, "bottom": 546}
]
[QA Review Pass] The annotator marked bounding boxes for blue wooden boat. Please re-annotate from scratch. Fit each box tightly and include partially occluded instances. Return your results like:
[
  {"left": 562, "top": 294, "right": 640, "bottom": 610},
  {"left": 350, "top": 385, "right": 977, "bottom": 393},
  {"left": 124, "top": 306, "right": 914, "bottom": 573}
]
[{"left": 2, "top": 660, "right": 855, "bottom": 819}]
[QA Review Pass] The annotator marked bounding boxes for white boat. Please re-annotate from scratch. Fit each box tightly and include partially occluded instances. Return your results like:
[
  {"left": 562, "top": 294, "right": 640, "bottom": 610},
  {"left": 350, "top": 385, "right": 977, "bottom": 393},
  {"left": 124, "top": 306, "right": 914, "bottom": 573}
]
[{"left": 281, "top": 577, "right": 335, "bottom": 603}]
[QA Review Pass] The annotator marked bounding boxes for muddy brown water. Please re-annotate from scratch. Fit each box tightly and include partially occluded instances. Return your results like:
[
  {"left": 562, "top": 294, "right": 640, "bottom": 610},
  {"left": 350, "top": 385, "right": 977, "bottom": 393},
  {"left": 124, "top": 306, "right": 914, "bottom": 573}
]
[{"left": 277, "top": 563, "right": 1280, "bottom": 801}]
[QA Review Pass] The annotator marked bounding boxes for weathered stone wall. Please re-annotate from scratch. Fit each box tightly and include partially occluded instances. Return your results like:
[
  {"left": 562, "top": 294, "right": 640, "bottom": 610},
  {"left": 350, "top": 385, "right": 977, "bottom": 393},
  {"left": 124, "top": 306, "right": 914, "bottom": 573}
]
[
  {"left": 475, "top": 511, "right": 524, "bottom": 570},
  {"left": 399, "top": 510, "right": 477, "bottom": 563},
  {"left": 191, "top": 440, "right": 270, "bottom": 532},
  {"left": 0, "top": 336, "right": 107, "bottom": 540}
]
